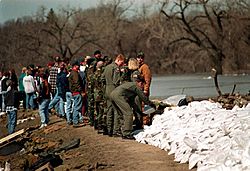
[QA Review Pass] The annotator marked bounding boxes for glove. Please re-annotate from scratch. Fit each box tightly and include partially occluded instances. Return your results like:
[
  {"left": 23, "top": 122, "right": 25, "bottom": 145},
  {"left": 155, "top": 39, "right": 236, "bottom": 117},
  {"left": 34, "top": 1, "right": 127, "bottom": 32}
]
[{"left": 149, "top": 102, "right": 156, "bottom": 110}]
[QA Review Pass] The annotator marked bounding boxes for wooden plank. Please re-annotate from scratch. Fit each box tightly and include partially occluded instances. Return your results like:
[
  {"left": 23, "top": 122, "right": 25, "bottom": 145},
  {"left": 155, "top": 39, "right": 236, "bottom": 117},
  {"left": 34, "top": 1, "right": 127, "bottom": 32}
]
[
  {"left": 0, "top": 129, "right": 25, "bottom": 145},
  {"left": 35, "top": 162, "right": 53, "bottom": 171}
]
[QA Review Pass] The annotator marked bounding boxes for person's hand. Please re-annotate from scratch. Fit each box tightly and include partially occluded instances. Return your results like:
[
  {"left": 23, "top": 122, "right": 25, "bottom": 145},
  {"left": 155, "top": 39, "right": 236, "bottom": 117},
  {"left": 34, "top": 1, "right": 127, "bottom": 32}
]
[
  {"left": 120, "top": 68, "right": 125, "bottom": 72},
  {"left": 149, "top": 102, "right": 156, "bottom": 110},
  {"left": 81, "top": 92, "right": 86, "bottom": 97}
]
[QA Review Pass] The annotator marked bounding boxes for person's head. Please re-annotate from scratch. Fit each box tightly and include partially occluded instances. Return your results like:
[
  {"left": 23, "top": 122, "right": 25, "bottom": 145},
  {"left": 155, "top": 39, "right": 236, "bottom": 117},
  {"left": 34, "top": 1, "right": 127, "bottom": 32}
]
[
  {"left": 134, "top": 74, "right": 144, "bottom": 89},
  {"left": 54, "top": 55, "right": 61, "bottom": 63},
  {"left": 21, "top": 67, "right": 27, "bottom": 74},
  {"left": 28, "top": 64, "right": 35, "bottom": 71},
  {"left": 85, "top": 56, "right": 95, "bottom": 66},
  {"left": 59, "top": 62, "right": 66, "bottom": 71},
  {"left": 71, "top": 61, "right": 80, "bottom": 71},
  {"left": 63, "top": 57, "right": 70, "bottom": 65},
  {"left": 136, "top": 51, "right": 145, "bottom": 65},
  {"left": 38, "top": 67, "right": 45, "bottom": 75},
  {"left": 3, "top": 71, "right": 10, "bottom": 78},
  {"left": 26, "top": 69, "right": 32, "bottom": 75},
  {"left": 96, "top": 61, "right": 104, "bottom": 69},
  {"left": 40, "top": 73, "right": 48, "bottom": 81},
  {"left": 33, "top": 68, "right": 39, "bottom": 76},
  {"left": 128, "top": 58, "right": 139, "bottom": 71},
  {"left": 85, "top": 56, "right": 91, "bottom": 62},
  {"left": 94, "top": 50, "right": 102, "bottom": 59},
  {"left": 47, "top": 62, "right": 55, "bottom": 69},
  {"left": 103, "top": 56, "right": 112, "bottom": 65},
  {"left": 115, "top": 54, "right": 125, "bottom": 67},
  {"left": 9, "top": 69, "right": 16, "bottom": 76}
]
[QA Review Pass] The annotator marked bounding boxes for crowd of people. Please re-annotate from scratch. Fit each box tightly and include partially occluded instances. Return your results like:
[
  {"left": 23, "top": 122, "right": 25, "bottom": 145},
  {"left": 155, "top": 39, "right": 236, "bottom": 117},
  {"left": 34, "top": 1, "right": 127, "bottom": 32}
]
[{"left": 0, "top": 50, "right": 156, "bottom": 140}]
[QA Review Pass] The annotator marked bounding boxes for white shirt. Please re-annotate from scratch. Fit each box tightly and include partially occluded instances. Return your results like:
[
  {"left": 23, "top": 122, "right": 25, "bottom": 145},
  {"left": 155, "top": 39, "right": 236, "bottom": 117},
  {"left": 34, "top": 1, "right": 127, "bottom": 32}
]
[{"left": 23, "top": 75, "right": 36, "bottom": 93}]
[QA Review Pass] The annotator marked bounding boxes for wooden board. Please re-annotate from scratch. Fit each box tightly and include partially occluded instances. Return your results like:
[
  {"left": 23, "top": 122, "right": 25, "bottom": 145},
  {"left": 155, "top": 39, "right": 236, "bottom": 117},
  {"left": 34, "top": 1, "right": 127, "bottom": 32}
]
[{"left": 0, "top": 129, "right": 25, "bottom": 145}]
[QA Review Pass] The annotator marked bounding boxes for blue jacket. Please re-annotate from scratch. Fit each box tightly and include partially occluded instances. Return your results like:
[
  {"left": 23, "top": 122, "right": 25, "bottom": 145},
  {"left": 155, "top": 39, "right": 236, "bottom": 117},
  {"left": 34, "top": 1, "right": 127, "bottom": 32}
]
[{"left": 57, "top": 71, "right": 69, "bottom": 101}]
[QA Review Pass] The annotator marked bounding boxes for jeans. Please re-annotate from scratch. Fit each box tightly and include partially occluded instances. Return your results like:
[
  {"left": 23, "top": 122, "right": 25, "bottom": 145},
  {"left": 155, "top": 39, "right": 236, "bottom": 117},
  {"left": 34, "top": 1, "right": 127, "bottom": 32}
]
[
  {"left": 39, "top": 99, "right": 50, "bottom": 124},
  {"left": 7, "top": 110, "right": 17, "bottom": 134},
  {"left": 72, "top": 94, "right": 82, "bottom": 125},
  {"left": 49, "top": 88, "right": 65, "bottom": 117},
  {"left": 65, "top": 92, "right": 73, "bottom": 123},
  {"left": 26, "top": 92, "right": 35, "bottom": 109}
]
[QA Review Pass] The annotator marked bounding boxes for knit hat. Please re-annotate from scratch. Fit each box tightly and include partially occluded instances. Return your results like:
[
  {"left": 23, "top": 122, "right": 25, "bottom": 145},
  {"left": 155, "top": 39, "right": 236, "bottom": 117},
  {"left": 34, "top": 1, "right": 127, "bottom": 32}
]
[
  {"left": 94, "top": 50, "right": 101, "bottom": 55},
  {"left": 136, "top": 51, "right": 144, "bottom": 58},
  {"left": 71, "top": 60, "right": 80, "bottom": 67}
]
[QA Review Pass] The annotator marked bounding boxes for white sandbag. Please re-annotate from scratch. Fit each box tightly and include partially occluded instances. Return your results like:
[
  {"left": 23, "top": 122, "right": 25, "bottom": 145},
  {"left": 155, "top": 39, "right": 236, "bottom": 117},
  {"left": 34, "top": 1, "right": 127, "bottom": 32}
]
[{"left": 135, "top": 100, "right": 250, "bottom": 170}]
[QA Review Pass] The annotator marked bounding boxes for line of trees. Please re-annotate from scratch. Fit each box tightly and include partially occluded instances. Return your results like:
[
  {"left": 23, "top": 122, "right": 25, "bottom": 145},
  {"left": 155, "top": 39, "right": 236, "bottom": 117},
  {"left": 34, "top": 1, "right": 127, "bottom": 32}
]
[{"left": 0, "top": 0, "right": 249, "bottom": 75}]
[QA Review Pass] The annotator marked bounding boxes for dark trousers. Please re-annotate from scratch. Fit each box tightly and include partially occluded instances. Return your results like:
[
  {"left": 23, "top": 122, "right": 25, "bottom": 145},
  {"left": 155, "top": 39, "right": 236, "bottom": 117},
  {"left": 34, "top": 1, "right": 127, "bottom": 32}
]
[
  {"left": 0, "top": 95, "right": 2, "bottom": 111},
  {"left": 19, "top": 91, "right": 26, "bottom": 109}
]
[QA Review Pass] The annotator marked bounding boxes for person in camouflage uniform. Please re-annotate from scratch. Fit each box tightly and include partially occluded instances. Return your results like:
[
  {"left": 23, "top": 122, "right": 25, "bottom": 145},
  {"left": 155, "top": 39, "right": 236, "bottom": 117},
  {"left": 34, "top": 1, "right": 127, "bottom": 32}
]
[
  {"left": 93, "top": 61, "right": 106, "bottom": 131},
  {"left": 85, "top": 58, "right": 96, "bottom": 126},
  {"left": 103, "top": 56, "right": 113, "bottom": 66},
  {"left": 85, "top": 50, "right": 104, "bottom": 126}
]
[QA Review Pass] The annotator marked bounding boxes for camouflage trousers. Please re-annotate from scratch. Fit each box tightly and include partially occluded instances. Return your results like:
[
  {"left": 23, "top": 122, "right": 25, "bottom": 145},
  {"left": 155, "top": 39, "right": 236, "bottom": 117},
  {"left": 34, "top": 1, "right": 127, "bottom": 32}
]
[
  {"left": 94, "top": 100, "right": 106, "bottom": 129},
  {"left": 87, "top": 90, "right": 95, "bottom": 126}
]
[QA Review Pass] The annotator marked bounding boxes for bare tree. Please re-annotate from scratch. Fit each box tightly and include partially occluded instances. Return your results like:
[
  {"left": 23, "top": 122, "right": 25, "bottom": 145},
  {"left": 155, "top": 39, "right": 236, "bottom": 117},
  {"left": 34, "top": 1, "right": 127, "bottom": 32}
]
[
  {"left": 39, "top": 8, "right": 97, "bottom": 60},
  {"left": 0, "top": 0, "right": 249, "bottom": 74},
  {"left": 223, "top": 0, "right": 250, "bottom": 73},
  {"left": 160, "top": 0, "right": 232, "bottom": 74},
  {"left": 88, "top": 0, "right": 134, "bottom": 56}
]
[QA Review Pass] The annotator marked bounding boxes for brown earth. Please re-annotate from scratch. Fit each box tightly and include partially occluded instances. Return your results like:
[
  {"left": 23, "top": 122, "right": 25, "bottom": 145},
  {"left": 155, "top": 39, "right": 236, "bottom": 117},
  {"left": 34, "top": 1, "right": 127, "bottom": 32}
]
[{"left": 0, "top": 110, "right": 195, "bottom": 171}]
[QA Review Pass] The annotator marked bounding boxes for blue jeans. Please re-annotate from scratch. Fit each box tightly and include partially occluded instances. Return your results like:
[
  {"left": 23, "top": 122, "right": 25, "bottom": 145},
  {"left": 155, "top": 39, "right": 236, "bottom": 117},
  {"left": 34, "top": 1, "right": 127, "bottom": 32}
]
[
  {"left": 72, "top": 94, "right": 82, "bottom": 125},
  {"left": 26, "top": 92, "right": 35, "bottom": 109},
  {"left": 39, "top": 99, "right": 50, "bottom": 124},
  {"left": 7, "top": 110, "right": 17, "bottom": 134},
  {"left": 49, "top": 88, "right": 65, "bottom": 117},
  {"left": 66, "top": 92, "right": 73, "bottom": 123}
]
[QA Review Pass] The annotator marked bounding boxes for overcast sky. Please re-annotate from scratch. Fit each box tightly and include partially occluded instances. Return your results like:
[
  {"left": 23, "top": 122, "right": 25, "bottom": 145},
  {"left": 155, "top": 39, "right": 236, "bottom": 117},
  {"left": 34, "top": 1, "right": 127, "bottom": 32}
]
[
  {"left": 0, "top": 0, "right": 154, "bottom": 23},
  {"left": 0, "top": 0, "right": 100, "bottom": 23}
]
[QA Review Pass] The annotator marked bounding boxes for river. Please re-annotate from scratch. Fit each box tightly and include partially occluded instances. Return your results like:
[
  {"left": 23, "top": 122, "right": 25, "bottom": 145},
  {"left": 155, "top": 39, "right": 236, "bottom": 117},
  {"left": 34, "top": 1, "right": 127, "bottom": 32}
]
[{"left": 151, "top": 73, "right": 250, "bottom": 99}]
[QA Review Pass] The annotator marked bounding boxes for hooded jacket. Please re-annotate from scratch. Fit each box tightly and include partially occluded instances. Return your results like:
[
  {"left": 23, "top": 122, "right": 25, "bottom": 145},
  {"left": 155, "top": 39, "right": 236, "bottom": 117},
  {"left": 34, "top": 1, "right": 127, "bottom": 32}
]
[{"left": 139, "top": 63, "right": 152, "bottom": 95}]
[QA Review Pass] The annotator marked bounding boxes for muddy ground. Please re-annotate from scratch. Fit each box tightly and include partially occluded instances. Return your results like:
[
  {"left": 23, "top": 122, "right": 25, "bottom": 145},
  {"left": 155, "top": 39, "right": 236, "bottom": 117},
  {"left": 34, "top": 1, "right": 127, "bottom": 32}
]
[{"left": 0, "top": 109, "right": 194, "bottom": 171}]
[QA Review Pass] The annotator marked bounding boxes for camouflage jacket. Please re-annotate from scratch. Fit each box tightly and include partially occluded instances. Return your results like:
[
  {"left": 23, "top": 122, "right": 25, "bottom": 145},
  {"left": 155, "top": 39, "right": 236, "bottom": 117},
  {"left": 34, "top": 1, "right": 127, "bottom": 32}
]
[{"left": 93, "top": 67, "right": 105, "bottom": 101}]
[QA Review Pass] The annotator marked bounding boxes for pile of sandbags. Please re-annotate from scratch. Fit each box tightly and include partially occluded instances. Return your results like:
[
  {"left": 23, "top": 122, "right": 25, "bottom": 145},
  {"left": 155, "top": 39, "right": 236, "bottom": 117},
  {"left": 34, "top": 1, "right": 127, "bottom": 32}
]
[{"left": 135, "top": 101, "right": 250, "bottom": 171}]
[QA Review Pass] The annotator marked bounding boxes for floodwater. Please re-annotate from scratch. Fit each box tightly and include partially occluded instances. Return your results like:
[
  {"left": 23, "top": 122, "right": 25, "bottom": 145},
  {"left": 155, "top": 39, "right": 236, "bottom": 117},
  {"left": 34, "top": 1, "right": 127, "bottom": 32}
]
[{"left": 151, "top": 73, "right": 250, "bottom": 99}]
